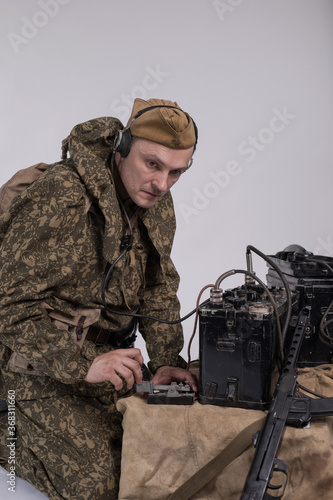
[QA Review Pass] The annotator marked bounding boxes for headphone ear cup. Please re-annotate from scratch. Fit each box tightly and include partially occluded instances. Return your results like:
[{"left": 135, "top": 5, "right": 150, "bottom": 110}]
[{"left": 115, "top": 128, "right": 132, "bottom": 158}]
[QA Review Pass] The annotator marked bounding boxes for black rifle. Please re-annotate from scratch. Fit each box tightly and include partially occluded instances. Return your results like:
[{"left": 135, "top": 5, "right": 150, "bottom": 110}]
[{"left": 241, "top": 307, "right": 333, "bottom": 500}]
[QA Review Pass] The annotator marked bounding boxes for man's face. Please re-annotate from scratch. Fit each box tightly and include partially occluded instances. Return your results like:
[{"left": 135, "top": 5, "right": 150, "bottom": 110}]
[{"left": 115, "top": 138, "right": 194, "bottom": 208}]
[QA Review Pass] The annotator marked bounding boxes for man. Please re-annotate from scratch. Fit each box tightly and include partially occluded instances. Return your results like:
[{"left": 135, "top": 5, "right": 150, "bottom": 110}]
[{"left": 0, "top": 98, "right": 198, "bottom": 499}]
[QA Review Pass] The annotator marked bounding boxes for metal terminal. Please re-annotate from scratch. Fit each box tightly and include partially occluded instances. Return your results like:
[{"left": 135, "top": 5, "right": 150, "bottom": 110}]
[{"left": 210, "top": 287, "right": 223, "bottom": 304}]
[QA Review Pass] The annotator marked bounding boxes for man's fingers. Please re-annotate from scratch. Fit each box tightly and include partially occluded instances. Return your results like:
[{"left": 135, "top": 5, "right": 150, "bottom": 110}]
[
  {"left": 111, "top": 356, "right": 143, "bottom": 388},
  {"left": 152, "top": 366, "right": 199, "bottom": 392},
  {"left": 84, "top": 348, "right": 144, "bottom": 388},
  {"left": 109, "top": 371, "right": 125, "bottom": 391},
  {"left": 118, "top": 347, "right": 144, "bottom": 366},
  {"left": 184, "top": 372, "right": 199, "bottom": 392}
]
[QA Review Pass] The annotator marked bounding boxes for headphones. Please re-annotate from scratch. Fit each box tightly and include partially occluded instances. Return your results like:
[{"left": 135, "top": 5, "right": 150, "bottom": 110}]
[{"left": 113, "top": 104, "right": 198, "bottom": 158}]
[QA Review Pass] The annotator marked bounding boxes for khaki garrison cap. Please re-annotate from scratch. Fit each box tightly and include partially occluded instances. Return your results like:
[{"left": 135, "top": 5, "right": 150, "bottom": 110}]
[{"left": 128, "top": 98, "right": 197, "bottom": 149}]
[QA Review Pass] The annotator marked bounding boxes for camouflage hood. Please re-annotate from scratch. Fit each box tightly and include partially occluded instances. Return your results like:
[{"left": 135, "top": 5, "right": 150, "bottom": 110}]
[
  {"left": 67, "top": 116, "right": 122, "bottom": 201},
  {"left": 67, "top": 116, "right": 177, "bottom": 269},
  {"left": 66, "top": 117, "right": 125, "bottom": 265}
]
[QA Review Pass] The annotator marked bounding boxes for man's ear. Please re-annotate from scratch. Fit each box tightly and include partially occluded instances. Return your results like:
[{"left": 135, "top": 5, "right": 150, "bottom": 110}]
[{"left": 114, "top": 151, "right": 122, "bottom": 167}]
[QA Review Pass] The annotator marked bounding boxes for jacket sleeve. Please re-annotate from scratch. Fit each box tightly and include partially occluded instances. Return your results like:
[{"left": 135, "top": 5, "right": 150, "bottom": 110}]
[
  {"left": 138, "top": 193, "right": 187, "bottom": 373},
  {"left": 138, "top": 257, "right": 187, "bottom": 374},
  {"left": 0, "top": 171, "right": 102, "bottom": 384}
]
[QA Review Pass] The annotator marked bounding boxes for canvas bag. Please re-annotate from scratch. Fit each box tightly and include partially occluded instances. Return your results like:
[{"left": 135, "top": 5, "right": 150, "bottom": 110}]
[{"left": 0, "top": 162, "right": 50, "bottom": 217}]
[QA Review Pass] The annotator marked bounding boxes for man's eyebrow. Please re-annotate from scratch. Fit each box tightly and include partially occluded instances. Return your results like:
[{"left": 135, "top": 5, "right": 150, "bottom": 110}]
[
  {"left": 143, "top": 152, "right": 189, "bottom": 171},
  {"left": 142, "top": 151, "right": 164, "bottom": 164}
]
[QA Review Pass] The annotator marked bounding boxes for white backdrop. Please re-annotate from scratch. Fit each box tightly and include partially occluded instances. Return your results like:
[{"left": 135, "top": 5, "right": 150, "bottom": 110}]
[
  {"left": 1, "top": 0, "right": 333, "bottom": 363},
  {"left": 0, "top": 1, "right": 333, "bottom": 498}
]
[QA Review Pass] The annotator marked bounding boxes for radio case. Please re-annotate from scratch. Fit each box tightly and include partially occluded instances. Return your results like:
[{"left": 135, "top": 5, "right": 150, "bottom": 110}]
[
  {"left": 198, "top": 286, "right": 292, "bottom": 410},
  {"left": 266, "top": 246, "right": 333, "bottom": 366}
]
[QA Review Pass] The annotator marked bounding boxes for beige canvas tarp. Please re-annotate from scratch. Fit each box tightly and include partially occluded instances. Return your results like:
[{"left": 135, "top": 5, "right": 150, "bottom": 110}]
[{"left": 117, "top": 364, "right": 333, "bottom": 500}]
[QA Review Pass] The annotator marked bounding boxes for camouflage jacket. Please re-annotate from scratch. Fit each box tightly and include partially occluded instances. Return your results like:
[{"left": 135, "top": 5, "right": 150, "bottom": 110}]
[{"left": 0, "top": 117, "right": 185, "bottom": 399}]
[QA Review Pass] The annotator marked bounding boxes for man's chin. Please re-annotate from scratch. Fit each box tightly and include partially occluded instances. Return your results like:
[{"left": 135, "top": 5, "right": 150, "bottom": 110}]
[
  {"left": 137, "top": 199, "right": 159, "bottom": 209},
  {"left": 135, "top": 193, "right": 162, "bottom": 208}
]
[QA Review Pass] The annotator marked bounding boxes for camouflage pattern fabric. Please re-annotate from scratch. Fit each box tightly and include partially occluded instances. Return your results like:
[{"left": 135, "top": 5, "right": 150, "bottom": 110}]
[
  {"left": 0, "top": 117, "right": 186, "bottom": 498},
  {"left": 1, "top": 394, "right": 123, "bottom": 500}
]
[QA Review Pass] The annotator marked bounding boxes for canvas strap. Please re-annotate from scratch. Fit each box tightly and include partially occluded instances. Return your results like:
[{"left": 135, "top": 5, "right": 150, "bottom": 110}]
[{"left": 168, "top": 415, "right": 266, "bottom": 500}]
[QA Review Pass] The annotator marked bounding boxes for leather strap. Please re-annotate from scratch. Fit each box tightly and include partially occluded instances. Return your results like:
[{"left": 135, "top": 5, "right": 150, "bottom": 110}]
[
  {"left": 85, "top": 325, "right": 112, "bottom": 345},
  {"left": 168, "top": 415, "right": 266, "bottom": 500},
  {"left": 86, "top": 318, "right": 137, "bottom": 347}
]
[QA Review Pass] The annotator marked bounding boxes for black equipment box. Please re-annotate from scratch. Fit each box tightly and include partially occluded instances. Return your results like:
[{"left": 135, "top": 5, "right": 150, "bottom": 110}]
[
  {"left": 199, "top": 285, "right": 293, "bottom": 410},
  {"left": 266, "top": 245, "right": 333, "bottom": 367}
]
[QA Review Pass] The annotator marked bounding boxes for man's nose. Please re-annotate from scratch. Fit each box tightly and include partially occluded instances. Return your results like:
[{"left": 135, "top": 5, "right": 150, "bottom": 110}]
[{"left": 153, "top": 171, "right": 170, "bottom": 193}]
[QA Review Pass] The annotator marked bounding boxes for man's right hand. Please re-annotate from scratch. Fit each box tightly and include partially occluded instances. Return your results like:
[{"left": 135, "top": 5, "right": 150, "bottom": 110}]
[{"left": 84, "top": 348, "right": 144, "bottom": 390}]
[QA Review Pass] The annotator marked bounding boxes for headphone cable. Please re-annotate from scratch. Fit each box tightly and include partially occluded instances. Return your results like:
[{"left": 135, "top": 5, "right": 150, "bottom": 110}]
[{"left": 101, "top": 167, "right": 207, "bottom": 325}]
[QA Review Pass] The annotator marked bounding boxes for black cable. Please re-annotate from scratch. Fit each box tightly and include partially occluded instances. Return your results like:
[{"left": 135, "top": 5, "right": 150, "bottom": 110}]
[
  {"left": 100, "top": 223, "right": 209, "bottom": 324},
  {"left": 99, "top": 205, "right": 210, "bottom": 324},
  {"left": 319, "top": 298, "right": 333, "bottom": 346},
  {"left": 102, "top": 274, "right": 210, "bottom": 325},
  {"left": 304, "top": 258, "right": 333, "bottom": 275},
  {"left": 298, "top": 383, "right": 328, "bottom": 399},
  {"left": 101, "top": 156, "right": 210, "bottom": 325},
  {"left": 246, "top": 245, "right": 293, "bottom": 348},
  {"left": 214, "top": 268, "right": 284, "bottom": 364}
]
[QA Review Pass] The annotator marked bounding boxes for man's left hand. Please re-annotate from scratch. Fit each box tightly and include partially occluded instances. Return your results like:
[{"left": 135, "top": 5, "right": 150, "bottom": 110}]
[{"left": 152, "top": 366, "right": 198, "bottom": 393}]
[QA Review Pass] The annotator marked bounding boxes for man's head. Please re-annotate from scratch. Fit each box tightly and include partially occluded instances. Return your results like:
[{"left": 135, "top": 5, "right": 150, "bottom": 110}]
[{"left": 114, "top": 98, "right": 197, "bottom": 208}]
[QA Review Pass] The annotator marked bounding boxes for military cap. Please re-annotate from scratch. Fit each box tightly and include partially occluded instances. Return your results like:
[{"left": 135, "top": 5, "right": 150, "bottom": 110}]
[{"left": 127, "top": 98, "right": 197, "bottom": 150}]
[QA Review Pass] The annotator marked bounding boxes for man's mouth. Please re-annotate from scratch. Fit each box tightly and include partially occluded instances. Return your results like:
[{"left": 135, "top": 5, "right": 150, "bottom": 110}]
[{"left": 143, "top": 190, "right": 161, "bottom": 198}]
